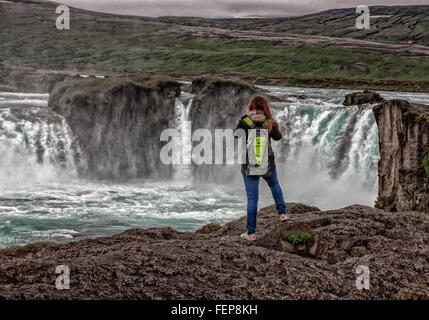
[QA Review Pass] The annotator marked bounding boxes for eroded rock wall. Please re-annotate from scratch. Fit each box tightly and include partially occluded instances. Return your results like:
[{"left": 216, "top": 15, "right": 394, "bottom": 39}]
[
  {"left": 49, "top": 75, "right": 181, "bottom": 180},
  {"left": 373, "top": 99, "right": 429, "bottom": 212},
  {"left": 189, "top": 77, "right": 257, "bottom": 182},
  {"left": 190, "top": 76, "right": 257, "bottom": 130}
]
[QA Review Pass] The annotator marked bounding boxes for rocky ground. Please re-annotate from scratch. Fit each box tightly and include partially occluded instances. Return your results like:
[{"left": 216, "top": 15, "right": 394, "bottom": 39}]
[{"left": 0, "top": 203, "right": 428, "bottom": 300}]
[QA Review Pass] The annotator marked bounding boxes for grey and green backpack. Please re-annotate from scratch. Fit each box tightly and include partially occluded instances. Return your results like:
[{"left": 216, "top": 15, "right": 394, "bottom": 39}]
[{"left": 242, "top": 115, "right": 272, "bottom": 177}]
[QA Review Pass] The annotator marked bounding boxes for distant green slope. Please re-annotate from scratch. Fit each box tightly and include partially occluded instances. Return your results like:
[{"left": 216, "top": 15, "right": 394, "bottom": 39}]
[
  {"left": 158, "top": 6, "right": 429, "bottom": 46},
  {"left": 1, "top": 1, "right": 429, "bottom": 92},
  {"left": 271, "top": 6, "right": 429, "bottom": 46}
]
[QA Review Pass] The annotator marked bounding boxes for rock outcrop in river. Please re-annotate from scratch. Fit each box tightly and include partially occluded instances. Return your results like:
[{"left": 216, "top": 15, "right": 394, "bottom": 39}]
[
  {"left": 373, "top": 99, "right": 429, "bottom": 212},
  {"left": 343, "top": 90, "right": 385, "bottom": 106},
  {"left": 190, "top": 76, "right": 256, "bottom": 129},
  {"left": 49, "top": 75, "right": 181, "bottom": 180},
  {"left": 189, "top": 77, "right": 257, "bottom": 182},
  {"left": 0, "top": 203, "right": 428, "bottom": 299}
]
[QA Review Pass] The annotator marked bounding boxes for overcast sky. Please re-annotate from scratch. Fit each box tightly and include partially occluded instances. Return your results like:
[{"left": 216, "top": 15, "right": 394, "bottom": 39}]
[{"left": 58, "top": 0, "right": 429, "bottom": 18}]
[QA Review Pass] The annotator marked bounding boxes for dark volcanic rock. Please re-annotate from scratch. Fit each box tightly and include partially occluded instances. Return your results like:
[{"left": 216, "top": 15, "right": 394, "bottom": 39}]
[
  {"left": 190, "top": 76, "right": 256, "bottom": 127},
  {"left": 343, "top": 90, "right": 385, "bottom": 106},
  {"left": 373, "top": 99, "right": 429, "bottom": 212},
  {"left": 190, "top": 76, "right": 257, "bottom": 182},
  {"left": 49, "top": 75, "right": 181, "bottom": 180},
  {"left": 0, "top": 203, "right": 428, "bottom": 300}
]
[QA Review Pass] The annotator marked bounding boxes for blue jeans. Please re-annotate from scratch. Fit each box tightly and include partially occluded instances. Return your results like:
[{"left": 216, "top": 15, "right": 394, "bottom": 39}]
[{"left": 242, "top": 169, "right": 286, "bottom": 235}]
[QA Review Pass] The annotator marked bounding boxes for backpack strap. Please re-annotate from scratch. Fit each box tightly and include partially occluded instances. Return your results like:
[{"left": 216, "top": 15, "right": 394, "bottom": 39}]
[{"left": 243, "top": 116, "right": 255, "bottom": 129}]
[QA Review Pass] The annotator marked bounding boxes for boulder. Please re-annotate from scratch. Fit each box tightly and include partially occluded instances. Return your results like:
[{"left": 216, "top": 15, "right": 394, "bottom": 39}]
[{"left": 343, "top": 90, "right": 385, "bottom": 106}]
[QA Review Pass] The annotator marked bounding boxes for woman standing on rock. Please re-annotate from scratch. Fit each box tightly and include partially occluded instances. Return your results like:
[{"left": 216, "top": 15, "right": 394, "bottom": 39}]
[{"left": 234, "top": 96, "right": 288, "bottom": 241}]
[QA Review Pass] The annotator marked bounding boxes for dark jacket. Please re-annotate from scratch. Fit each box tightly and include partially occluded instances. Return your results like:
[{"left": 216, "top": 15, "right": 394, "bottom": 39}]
[{"left": 233, "top": 114, "right": 282, "bottom": 177}]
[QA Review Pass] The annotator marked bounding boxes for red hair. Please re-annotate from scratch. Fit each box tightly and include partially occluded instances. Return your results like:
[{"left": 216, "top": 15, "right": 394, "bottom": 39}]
[{"left": 246, "top": 96, "right": 277, "bottom": 132}]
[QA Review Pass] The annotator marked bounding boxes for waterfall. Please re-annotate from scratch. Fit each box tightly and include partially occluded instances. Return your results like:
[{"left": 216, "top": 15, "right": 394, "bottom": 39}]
[
  {"left": 271, "top": 101, "right": 379, "bottom": 208},
  {"left": 173, "top": 93, "right": 194, "bottom": 183},
  {"left": 0, "top": 93, "right": 83, "bottom": 189},
  {"left": 0, "top": 89, "right": 381, "bottom": 208}
]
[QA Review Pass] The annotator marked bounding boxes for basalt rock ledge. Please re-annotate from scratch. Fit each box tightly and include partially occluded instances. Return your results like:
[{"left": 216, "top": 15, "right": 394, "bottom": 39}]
[
  {"left": 0, "top": 203, "right": 428, "bottom": 300},
  {"left": 49, "top": 74, "right": 181, "bottom": 180},
  {"left": 373, "top": 99, "right": 429, "bottom": 212}
]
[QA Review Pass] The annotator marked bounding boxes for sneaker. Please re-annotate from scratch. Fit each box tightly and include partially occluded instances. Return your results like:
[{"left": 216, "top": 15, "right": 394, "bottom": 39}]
[
  {"left": 240, "top": 232, "right": 256, "bottom": 241},
  {"left": 279, "top": 214, "right": 290, "bottom": 222}
]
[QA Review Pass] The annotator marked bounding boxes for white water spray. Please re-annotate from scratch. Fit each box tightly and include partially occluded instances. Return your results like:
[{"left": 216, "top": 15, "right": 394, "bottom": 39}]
[
  {"left": 173, "top": 94, "right": 194, "bottom": 183},
  {"left": 269, "top": 95, "right": 379, "bottom": 209},
  {"left": 0, "top": 93, "right": 82, "bottom": 189}
]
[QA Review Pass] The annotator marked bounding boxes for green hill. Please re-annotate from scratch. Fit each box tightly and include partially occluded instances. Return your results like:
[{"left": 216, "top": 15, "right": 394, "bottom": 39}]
[
  {"left": 1, "top": 1, "right": 429, "bottom": 92},
  {"left": 162, "top": 6, "right": 429, "bottom": 46}
]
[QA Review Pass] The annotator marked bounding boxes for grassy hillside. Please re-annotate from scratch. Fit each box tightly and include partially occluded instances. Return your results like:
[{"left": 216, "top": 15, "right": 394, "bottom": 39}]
[
  {"left": 1, "top": 1, "right": 429, "bottom": 92},
  {"left": 160, "top": 6, "right": 429, "bottom": 46}
]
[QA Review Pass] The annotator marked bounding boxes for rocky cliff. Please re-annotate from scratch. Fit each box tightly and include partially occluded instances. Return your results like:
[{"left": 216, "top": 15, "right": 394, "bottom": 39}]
[
  {"left": 373, "top": 100, "right": 429, "bottom": 212},
  {"left": 190, "top": 76, "right": 257, "bottom": 129},
  {"left": 49, "top": 75, "right": 181, "bottom": 180},
  {"left": 0, "top": 203, "right": 428, "bottom": 299},
  {"left": 190, "top": 77, "right": 270, "bottom": 182},
  {"left": 45, "top": 75, "right": 275, "bottom": 181}
]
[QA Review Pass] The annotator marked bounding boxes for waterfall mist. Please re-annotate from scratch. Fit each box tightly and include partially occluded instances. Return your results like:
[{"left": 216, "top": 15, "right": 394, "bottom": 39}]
[
  {"left": 0, "top": 95, "right": 82, "bottom": 190},
  {"left": 271, "top": 100, "right": 379, "bottom": 209}
]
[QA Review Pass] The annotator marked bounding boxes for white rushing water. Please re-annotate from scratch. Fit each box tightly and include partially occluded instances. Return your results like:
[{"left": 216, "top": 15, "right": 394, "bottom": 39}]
[
  {"left": 1, "top": 88, "right": 429, "bottom": 247},
  {"left": 0, "top": 107, "right": 79, "bottom": 189},
  {"left": 173, "top": 93, "right": 194, "bottom": 183},
  {"left": 264, "top": 86, "right": 380, "bottom": 209}
]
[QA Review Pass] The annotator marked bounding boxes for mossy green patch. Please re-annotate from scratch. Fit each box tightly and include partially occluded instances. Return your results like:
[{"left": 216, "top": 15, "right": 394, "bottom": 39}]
[
  {"left": 421, "top": 148, "right": 429, "bottom": 176},
  {"left": 281, "top": 230, "right": 314, "bottom": 246}
]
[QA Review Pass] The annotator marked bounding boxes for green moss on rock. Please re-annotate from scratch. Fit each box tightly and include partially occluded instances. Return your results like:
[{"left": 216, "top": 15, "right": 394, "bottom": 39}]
[
  {"left": 281, "top": 230, "right": 314, "bottom": 246},
  {"left": 421, "top": 148, "right": 429, "bottom": 176}
]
